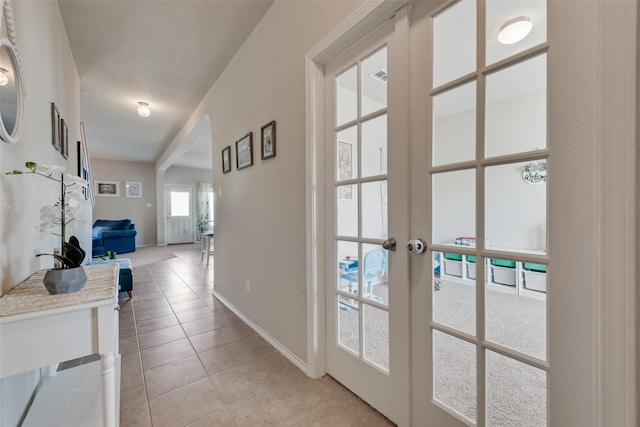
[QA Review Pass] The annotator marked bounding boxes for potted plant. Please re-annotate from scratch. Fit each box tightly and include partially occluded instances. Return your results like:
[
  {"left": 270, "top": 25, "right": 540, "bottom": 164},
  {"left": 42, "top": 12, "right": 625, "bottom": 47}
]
[{"left": 6, "top": 161, "right": 89, "bottom": 293}]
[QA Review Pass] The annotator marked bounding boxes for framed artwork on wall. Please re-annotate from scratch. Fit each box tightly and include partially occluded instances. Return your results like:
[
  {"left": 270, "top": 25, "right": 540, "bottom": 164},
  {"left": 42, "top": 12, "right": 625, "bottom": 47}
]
[
  {"left": 61, "top": 118, "right": 69, "bottom": 159},
  {"left": 51, "top": 102, "right": 60, "bottom": 152},
  {"left": 261, "top": 120, "right": 276, "bottom": 160},
  {"left": 125, "top": 181, "right": 142, "bottom": 198},
  {"left": 235, "top": 132, "right": 253, "bottom": 170},
  {"left": 95, "top": 180, "right": 119, "bottom": 197},
  {"left": 222, "top": 145, "right": 231, "bottom": 174}
]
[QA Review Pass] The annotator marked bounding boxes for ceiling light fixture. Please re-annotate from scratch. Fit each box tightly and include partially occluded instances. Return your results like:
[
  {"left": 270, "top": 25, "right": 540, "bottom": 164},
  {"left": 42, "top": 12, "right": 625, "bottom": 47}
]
[
  {"left": 137, "top": 101, "right": 151, "bottom": 118},
  {"left": 0, "top": 67, "right": 8, "bottom": 86},
  {"left": 498, "top": 16, "right": 533, "bottom": 45}
]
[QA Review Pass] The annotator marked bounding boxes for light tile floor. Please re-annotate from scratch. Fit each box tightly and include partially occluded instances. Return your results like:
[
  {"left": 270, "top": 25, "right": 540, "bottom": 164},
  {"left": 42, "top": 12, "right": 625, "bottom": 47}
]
[{"left": 117, "top": 244, "right": 394, "bottom": 427}]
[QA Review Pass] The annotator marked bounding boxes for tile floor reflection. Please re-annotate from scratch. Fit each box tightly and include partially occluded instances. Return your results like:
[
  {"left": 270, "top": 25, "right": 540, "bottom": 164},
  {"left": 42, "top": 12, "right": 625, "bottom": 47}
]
[{"left": 117, "top": 244, "right": 393, "bottom": 427}]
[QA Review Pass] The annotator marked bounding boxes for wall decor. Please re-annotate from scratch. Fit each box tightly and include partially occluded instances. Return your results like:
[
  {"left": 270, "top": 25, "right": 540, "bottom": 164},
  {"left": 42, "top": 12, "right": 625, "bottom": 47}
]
[
  {"left": 51, "top": 102, "right": 60, "bottom": 152},
  {"left": 222, "top": 145, "right": 231, "bottom": 174},
  {"left": 337, "top": 140, "right": 353, "bottom": 199},
  {"left": 95, "top": 180, "right": 119, "bottom": 197},
  {"left": 125, "top": 181, "right": 142, "bottom": 198},
  {"left": 261, "top": 120, "right": 276, "bottom": 160},
  {"left": 60, "top": 118, "right": 69, "bottom": 159},
  {"left": 522, "top": 161, "right": 547, "bottom": 185},
  {"left": 235, "top": 132, "right": 253, "bottom": 170},
  {"left": 80, "top": 122, "right": 95, "bottom": 206},
  {"left": 77, "top": 140, "right": 89, "bottom": 200}
]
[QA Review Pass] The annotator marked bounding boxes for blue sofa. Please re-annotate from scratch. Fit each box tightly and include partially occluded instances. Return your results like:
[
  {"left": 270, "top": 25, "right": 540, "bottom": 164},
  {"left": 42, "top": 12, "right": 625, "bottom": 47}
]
[{"left": 92, "top": 219, "right": 137, "bottom": 257}]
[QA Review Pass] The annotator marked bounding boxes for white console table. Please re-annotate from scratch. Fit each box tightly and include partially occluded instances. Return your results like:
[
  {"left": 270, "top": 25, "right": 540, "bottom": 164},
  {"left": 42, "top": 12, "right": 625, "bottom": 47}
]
[{"left": 0, "top": 263, "right": 121, "bottom": 427}]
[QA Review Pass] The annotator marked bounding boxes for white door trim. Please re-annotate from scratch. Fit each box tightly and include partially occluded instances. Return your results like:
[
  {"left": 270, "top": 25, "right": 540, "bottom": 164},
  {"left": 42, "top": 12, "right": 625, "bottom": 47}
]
[{"left": 304, "top": 0, "right": 410, "bottom": 380}]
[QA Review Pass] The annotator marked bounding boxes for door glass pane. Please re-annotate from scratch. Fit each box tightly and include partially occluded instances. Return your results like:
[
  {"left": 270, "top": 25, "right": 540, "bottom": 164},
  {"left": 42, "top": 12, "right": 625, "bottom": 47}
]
[
  {"left": 485, "top": 161, "right": 546, "bottom": 253},
  {"left": 486, "top": 350, "right": 547, "bottom": 426},
  {"left": 363, "top": 304, "right": 388, "bottom": 371},
  {"left": 337, "top": 185, "right": 358, "bottom": 237},
  {"left": 486, "top": 1, "right": 547, "bottom": 66},
  {"left": 485, "top": 54, "right": 547, "bottom": 158},
  {"left": 170, "top": 191, "right": 190, "bottom": 216},
  {"left": 361, "top": 180, "right": 388, "bottom": 240},
  {"left": 336, "top": 65, "right": 357, "bottom": 126},
  {"left": 338, "top": 297, "right": 359, "bottom": 354},
  {"left": 362, "top": 243, "right": 388, "bottom": 307},
  {"left": 337, "top": 128, "right": 357, "bottom": 181},
  {"left": 361, "top": 46, "right": 387, "bottom": 116},
  {"left": 433, "top": 330, "right": 477, "bottom": 423},
  {"left": 433, "top": 81, "right": 476, "bottom": 166},
  {"left": 486, "top": 258, "right": 547, "bottom": 360},
  {"left": 433, "top": 252, "right": 476, "bottom": 335},
  {"left": 337, "top": 240, "right": 360, "bottom": 326},
  {"left": 361, "top": 115, "right": 387, "bottom": 178},
  {"left": 432, "top": 169, "right": 475, "bottom": 245},
  {"left": 433, "top": 0, "right": 476, "bottom": 88}
]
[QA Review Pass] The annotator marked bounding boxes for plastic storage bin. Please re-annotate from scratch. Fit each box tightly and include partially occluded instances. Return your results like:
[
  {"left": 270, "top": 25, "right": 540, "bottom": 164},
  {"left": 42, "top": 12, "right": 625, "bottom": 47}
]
[
  {"left": 443, "top": 253, "right": 462, "bottom": 277},
  {"left": 523, "top": 263, "right": 547, "bottom": 292},
  {"left": 490, "top": 258, "right": 516, "bottom": 286},
  {"left": 466, "top": 255, "right": 476, "bottom": 280}
]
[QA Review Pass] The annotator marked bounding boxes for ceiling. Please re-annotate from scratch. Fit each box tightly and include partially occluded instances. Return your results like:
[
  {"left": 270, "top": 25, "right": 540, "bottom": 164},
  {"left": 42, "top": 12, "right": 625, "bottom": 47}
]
[{"left": 58, "top": 0, "right": 274, "bottom": 170}]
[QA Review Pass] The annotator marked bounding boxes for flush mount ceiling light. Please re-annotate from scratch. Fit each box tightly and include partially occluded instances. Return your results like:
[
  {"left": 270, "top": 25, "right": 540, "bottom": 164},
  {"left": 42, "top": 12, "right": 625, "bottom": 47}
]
[
  {"left": 498, "top": 16, "right": 533, "bottom": 45},
  {"left": 137, "top": 101, "right": 151, "bottom": 118},
  {"left": 0, "top": 67, "right": 8, "bottom": 86}
]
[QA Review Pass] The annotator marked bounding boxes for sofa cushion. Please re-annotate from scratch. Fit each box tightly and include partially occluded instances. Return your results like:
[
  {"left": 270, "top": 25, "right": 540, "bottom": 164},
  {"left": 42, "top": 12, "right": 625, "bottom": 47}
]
[
  {"left": 94, "top": 219, "right": 132, "bottom": 230},
  {"left": 92, "top": 226, "right": 111, "bottom": 239}
]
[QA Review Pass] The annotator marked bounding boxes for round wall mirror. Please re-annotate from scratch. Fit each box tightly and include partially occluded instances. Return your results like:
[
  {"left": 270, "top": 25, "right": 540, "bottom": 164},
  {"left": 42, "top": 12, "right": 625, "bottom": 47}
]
[{"left": 0, "top": 37, "right": 23, "bottom": 144}]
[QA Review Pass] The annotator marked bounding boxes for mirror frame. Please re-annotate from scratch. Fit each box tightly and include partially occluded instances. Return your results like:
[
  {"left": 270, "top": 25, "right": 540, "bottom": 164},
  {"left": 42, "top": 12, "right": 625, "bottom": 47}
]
[{"left": 0, "top": 37, "right": 23, "bottom": 143}]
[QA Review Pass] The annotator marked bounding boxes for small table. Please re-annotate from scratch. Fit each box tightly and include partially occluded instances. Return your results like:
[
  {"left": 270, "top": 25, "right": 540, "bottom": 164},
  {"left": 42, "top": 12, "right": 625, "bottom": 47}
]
[{"left": 0, "top": 263, "right": 120, "bottom": 427}]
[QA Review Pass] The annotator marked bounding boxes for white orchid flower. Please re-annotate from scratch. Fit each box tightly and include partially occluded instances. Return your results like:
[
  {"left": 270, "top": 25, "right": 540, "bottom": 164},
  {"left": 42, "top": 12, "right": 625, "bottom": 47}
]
[
  {"left": 36, "top": 164, "right": 66, "bottom": 175},
  {"left": 65, "top": 174, "right": 88, "bottom": 188},
  {"left": 67, "top": 192, "right": 84, "bottom": 207}
]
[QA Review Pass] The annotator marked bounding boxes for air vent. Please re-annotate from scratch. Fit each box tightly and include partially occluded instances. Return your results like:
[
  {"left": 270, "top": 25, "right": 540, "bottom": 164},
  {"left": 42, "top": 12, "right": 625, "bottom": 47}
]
[{"left": 369, "top": 68, "right": 387, "bottom": 83}]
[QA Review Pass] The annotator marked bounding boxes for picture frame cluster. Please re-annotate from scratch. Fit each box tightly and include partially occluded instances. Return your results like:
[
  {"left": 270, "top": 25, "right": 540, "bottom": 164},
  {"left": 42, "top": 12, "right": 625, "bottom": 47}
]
[{"left": 222, "top": 120, "right": 276, "bottom": 174}]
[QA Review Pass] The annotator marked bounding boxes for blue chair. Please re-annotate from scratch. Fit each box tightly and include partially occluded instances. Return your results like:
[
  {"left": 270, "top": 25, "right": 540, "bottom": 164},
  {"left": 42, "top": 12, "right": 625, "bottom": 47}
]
[{"left": 340, "top": 249, "right": 387, "bottom": 306}]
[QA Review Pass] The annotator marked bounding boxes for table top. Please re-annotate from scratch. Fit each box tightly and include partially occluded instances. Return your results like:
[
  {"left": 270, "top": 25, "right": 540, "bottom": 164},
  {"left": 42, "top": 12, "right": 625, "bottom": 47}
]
[{"left": 0, "top": 263, "right": 118, "bottom": 319}]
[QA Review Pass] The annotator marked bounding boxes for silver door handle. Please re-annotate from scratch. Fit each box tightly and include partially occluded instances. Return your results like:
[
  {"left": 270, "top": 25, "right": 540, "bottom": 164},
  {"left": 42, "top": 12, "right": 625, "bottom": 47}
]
[
  {"left": 382, "top": 238, "right": 397, "bottom": 251},
  {"left": 407, "top": 239, "right": 426, "bottom": 255}
]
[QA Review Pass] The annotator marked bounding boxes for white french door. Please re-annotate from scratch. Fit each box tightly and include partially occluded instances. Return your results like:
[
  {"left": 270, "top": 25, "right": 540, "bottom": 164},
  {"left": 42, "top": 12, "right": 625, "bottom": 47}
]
[
  {"left": 166, "top": 184, "right": 194, "bottom": 244},
  {"left": 315, "top": 1, "right": 631, "bottom": 426},
  {"left": 324, "top": 8, "right": 410, "bottom": 425},
  {"left": 417, "top": 0, "right": 551, "bottom": 425}
]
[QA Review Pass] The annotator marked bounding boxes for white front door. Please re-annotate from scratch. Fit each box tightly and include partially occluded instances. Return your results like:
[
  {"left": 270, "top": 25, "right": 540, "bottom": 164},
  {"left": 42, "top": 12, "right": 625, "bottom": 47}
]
[
  {"left": 324, "top": 9, "right": 410, "bottom": 425},
  {"left": 166, "top": 184, "right": 194, "bottom": 244}
]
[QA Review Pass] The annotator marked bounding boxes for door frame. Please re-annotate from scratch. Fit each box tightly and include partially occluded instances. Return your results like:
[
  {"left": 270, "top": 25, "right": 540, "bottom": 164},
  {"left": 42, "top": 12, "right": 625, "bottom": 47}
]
[{"left": 304, "top": 1, "right": 636, "bottom": 426}]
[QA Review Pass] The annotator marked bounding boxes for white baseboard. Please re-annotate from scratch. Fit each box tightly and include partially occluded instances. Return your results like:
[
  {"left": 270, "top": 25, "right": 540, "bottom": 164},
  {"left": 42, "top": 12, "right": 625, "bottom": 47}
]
[{"left": 212, "top": 290, "right": 309, "bottom": 376}]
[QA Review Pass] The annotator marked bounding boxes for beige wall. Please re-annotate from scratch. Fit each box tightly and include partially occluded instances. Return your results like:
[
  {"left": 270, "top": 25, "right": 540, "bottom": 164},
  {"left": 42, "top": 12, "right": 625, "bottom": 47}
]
[
  {"left": 206, "top": 0, "right": 363, "bottom": 361},
  {"left": 0, "top": 2, "right": 84, "bottom": 425},
  {"left": 91, "top": 159, "right": 157, "bottom": 247},
  {"left": 165, "top": 165, "right": 212, "bottom": 186}
]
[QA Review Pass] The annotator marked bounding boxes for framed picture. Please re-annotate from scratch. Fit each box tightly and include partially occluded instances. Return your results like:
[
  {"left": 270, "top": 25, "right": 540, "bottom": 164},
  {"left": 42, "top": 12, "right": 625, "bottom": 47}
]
[
  {"left": 235, "top": 132, "right": 253, "bottom": 170},
  {"left": 222, "top": 145, "right": 231, "bottom": 174},
  {"left": 60, "top": 118, "right": 69, "bottom": 159},
  {"left": 261, "top": 121, "right": 276, "bottom": 160},
  {"left": 51, "top": 103, "right": 60, "bottom": 152},
  {"left": 338, "top": 140, "right": 353, "bottom": 200},
  {"left": 77, "top": 140, "right": 89, "bottom": 200},
  {"left": 95, "top": 180, "right": 119, "bottom": 197},
  {"left": 80, "top": 122, "right": 95, "bottom": 206},
  {"left": 125, "top": 181, "right": 142, "bottom": 198}
]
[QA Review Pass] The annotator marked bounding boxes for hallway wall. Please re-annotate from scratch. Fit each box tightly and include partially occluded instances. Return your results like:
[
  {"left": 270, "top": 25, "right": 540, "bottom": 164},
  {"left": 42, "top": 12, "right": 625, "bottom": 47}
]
[{"left": 207, "top": 0, "right": 364, "bottom": 361}]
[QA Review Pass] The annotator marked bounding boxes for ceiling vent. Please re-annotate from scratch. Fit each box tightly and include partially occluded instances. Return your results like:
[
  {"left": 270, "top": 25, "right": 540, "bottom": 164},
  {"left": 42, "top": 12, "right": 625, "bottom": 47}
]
[{"left": 369, "top": 68, "right": 387, "bottom": 83}]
